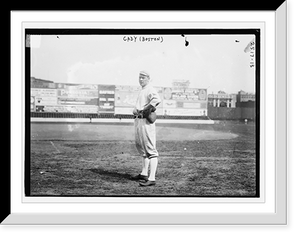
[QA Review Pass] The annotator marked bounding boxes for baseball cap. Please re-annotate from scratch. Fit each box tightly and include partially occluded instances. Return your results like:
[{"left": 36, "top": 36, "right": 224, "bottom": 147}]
[{"left": 139, "top": 70, "right": 150, "bottom": 78}]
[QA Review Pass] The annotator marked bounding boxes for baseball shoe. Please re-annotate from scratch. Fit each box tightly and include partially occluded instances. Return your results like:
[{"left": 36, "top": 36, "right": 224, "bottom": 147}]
[
  {"left": 132, "top": 174, "right": 148, "bottom": 182},
  {"left": 139, "top": 180, "right": 156, "bottom": 186}
]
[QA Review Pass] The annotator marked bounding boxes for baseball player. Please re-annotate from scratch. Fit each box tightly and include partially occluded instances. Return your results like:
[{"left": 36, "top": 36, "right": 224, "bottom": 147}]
[{"left": 132, "top": 70, "right": 161, "bottom": 186}]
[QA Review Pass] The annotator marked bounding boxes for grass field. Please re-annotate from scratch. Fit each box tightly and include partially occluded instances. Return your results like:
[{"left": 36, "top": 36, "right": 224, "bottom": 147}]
[{"left": 29, "top": 120, "right": 257, "bottom": 197}]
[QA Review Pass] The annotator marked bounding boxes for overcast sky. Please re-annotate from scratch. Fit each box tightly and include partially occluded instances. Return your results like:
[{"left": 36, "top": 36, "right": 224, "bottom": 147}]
[{"left": 30, "top": 34, "right": 255, "bottom": 94}]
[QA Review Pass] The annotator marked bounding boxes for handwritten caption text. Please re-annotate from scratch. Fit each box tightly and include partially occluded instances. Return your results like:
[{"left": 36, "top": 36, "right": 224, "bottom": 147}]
[{"left": 123, "top": 36, "right": 164, "bottom": 43}]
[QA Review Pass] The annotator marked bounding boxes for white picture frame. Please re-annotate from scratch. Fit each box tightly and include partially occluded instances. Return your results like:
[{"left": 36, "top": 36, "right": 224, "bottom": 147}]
[{"left": 5, "top": 2, "right": 287, "bottom": 225}]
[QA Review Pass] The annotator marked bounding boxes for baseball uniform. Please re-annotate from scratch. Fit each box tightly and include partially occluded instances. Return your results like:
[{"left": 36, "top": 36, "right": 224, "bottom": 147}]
[{"left": 134, "top": 83, "right": 161, "bottom": 159}]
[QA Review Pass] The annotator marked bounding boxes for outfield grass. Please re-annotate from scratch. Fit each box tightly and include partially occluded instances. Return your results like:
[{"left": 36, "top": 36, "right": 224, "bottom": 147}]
[{"left": 29, "top": 120, "right": 257, "bottom": 197}]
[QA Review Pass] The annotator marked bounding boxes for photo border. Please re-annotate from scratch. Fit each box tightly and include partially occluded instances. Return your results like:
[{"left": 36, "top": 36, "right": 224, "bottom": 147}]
[{"left": 24, "top": 27, "right": 261, "bottom": 199}]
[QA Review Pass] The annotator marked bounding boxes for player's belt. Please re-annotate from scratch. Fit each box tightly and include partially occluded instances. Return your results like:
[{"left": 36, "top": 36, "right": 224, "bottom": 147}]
[{"left": 134, "top": 115, "right": 144, "bottom": 119}]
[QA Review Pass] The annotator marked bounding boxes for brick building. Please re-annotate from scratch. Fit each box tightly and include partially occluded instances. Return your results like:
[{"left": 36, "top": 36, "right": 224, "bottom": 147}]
[
  {"left": 236, "top": 90, "right": 255, "bottom": 108},
  {"left": 208, "top": 91, "right": 237, "bottom": 108}
]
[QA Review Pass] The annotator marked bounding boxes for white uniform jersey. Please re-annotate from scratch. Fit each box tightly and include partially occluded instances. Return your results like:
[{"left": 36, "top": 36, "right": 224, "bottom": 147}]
[{"left": 135, "top": 84, "right": 161, "bottom": 111}]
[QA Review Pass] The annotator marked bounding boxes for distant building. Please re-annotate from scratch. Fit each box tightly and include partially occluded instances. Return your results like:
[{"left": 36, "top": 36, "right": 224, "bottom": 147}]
[
  {"left": 31, "top": 77, "right": 53, "bottom": 83},
  {"left": 31, "top": 77, "right": 56, "bottom": 89},
  {"left": 208, "top": 90, "right": 255, "bottom": 108},
  {"left": 236, "top": 90, "right": 255, "bottom": 108},
  {"left": 208, "top": 91, "right": 237, "bottom": 108}
]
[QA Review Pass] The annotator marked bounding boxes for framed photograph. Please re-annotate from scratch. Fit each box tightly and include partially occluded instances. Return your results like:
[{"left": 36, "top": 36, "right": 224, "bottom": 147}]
[{"left": 4, "top": 2, "right": 287, "bottom": 225}]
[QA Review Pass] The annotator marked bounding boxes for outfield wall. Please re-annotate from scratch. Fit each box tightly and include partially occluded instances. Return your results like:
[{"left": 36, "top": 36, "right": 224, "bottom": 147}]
[
  {"left": 31, "top": 79, "right": 255, "bottom": 121},
  {"left": 207, "top": 106, "right": 255, "bottom": 120},
  {"left": 31, "top": 80, "right": 208, "bottom": 117}
]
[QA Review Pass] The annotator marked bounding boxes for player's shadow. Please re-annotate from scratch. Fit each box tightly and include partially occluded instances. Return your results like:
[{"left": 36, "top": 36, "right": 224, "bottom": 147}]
[{"left": 89, "top": 168, "right": 134, "bottom": 182}]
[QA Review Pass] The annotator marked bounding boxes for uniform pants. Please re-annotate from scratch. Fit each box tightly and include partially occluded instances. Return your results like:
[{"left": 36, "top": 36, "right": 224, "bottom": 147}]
[{"left": 134, "top": 118, "right": 158, "bottom": 159}]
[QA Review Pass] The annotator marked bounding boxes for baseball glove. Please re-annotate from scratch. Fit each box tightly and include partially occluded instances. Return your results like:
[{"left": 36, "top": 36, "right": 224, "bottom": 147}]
[{"left": 142, "top": 105, "right": 157, "bottom": 124}]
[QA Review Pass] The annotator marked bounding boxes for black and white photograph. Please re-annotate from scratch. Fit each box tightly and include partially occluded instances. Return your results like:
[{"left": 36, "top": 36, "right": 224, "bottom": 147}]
[
  {"left": 4, "top": 0, "right": 292, "bottom": 231},
  {"left": 26, "top": 29, "right": 259, "bottom": 197}
]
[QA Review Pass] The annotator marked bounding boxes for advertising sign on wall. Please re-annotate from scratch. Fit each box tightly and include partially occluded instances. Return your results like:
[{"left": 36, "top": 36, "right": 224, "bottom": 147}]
[
  {"left": 164, "top": 108, "right": 207, "bottom": 116},
  {"left": 115, "top": 85, "right": 140, "bottom": 107},
  {"left": 98, "top": 85, "right": 115, "bottom": 113},
  {"left": 57, "top": 89, "right": 98, "bottom": 98},
  {"left": 162, "top": 88, "right": 207, "bottom": 116},
  {"left": 168, "top": 88, "right": 207, "bottom": 102},
  {"left": 57, "top": 97, "right": 98, "bottom": 105},
  {"left": 163, "top": 100, "right": 177, "bottom": 108},
  {"left": 31, "top": 88, "right": 57, "bottom": 97},
  {"left": 35, "top": 105, "right": 98, "bottom": 113},
  {"left": 31, "top": 85, "right": 99, "bottom": 113},
  {"left": 56, "top": 84, "right": 99, "bottom": 111},
  {"left": 35, "top": 96, "right": 58, "bottom": 105},
  {"left": 31, "top": 88, "right": 58, "bottom": 112},
  {"left": 114, "top": 85, "right": 140, "bottom": 114}
]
